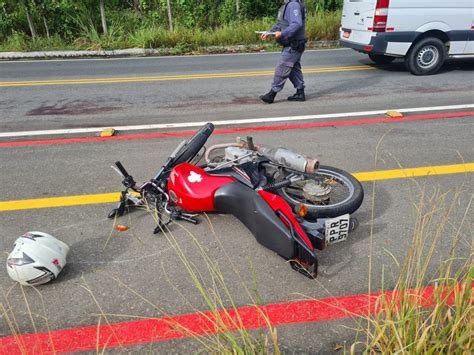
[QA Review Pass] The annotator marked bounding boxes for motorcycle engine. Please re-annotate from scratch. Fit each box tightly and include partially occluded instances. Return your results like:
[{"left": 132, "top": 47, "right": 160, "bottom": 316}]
[{"left": 224, "top": 147, "right": 253, "bottom": 164}]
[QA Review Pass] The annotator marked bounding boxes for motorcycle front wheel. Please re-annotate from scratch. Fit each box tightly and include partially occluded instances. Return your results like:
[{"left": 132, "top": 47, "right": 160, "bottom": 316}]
[{"left": 277, "top": 165, "right": 364, "bottom": 219}]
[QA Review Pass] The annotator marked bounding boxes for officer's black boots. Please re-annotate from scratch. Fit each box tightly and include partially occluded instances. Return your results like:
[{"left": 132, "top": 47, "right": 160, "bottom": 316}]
[
  {"left": 260, "top": 90, "right": 277, "bottom": 104},
  {"left": 260, "top": 89, "right": 305, "bottom": 103},
  {"left": 288, "top": 89, "right": 305, "bottom": 102}
]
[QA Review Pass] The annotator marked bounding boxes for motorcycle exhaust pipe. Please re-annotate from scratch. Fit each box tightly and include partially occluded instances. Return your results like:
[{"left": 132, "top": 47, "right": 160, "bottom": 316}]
[{"left": 258, "top": 147, "right": 319, "bottom": 174}]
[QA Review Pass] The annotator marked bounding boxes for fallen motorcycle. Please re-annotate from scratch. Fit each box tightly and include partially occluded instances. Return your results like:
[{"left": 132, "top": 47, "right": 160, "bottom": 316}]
[{"left": 108, "top": 123, "right": 364, "bottom": 278}]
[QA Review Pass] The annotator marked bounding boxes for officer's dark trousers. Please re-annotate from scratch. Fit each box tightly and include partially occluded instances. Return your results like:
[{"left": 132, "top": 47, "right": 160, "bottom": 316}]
[{"left": 271, "top": 46, "right": 305, "bottom": 93}]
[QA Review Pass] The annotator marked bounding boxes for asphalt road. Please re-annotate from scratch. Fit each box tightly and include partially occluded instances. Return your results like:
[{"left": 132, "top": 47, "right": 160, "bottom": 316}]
[
  {"left": 0, "top": 49, "right": 473, "bottom": 353},
  {"left": 1, "top": 49, "right": 473, "bottom": 132}
]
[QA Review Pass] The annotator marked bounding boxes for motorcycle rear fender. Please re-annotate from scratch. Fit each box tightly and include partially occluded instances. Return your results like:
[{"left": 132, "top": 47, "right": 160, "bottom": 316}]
[{"left": 214, "top": 182, "right": 297, "bottom": 260}]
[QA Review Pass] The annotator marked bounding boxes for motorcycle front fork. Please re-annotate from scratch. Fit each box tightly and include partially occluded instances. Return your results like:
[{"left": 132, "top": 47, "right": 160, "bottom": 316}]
[
  {"left": 107, "top": 190, "right": 141, "bottom": 219},
  {"left": 108, "top": 190, "right": 200, "bottom": 233}
]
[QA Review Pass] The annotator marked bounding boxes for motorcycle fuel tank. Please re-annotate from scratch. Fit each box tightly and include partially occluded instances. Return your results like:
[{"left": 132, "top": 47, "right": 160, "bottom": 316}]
[{"left": 168, "top": 163, "right": 235, "bottom": 213}]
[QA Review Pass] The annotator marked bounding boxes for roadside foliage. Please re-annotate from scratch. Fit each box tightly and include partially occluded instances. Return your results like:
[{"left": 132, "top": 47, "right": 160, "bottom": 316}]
[{"left": 0, "top": 0, "right": 343, "bottom": 51}]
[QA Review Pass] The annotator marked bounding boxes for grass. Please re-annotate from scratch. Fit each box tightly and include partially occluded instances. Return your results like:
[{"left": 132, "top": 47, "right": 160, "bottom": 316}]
[
  {"left": 0, "top": 12, "right": 341, "bottom": 53},
  {"left": 349, "top": 132, "right": 473, "bottom": 353},
  {"left": 357, "top": 271, "right": 472, "bottom": 354},
  {"left": 103, "top": 198, "right": 280, "bottom": 353},
  {"left": 144, "top": 204, "right": 281, "bottom": 353},
  {"left": 350, "top": 184, "right": 473, "bottom": 354},
  {"left": 0, "top": 32, "right": 72, "bottom": 52}
]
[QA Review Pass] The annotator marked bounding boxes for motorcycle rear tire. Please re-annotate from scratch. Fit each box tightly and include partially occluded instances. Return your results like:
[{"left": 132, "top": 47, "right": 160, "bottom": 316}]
[{"left": 277, "top": 165, "right": 364, "bottom": 218}]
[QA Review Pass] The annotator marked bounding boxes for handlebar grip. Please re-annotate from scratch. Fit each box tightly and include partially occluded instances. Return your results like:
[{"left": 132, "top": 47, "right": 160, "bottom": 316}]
[
  {"left": 201, "top": 122, "right": 214, "bottom": 137},
  {"left": 115, "top": 161, "right": 130, "bottom": 178},
  {"left": 171, "top": 122, "right": 215, "bottom": 166}
]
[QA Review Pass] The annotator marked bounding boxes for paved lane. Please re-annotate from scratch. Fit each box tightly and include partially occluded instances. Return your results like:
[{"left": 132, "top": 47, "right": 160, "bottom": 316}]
[
  {"left": 1, "top": 162, "right": 472, "bottom": 213},
  {"left": 0, "top": 115, "right": 472, "bottom": 339},
  {"left": 0, "top": 49, "right": 360, "bottom": 80},
  {"left": 0, "top": 49, "right": 473, "bottom": 132},
  {"left": 0, "top": 49, "right": 472, "bottom": 353},
  {"left": 0, "top": 65, "right": 373, "bottom": 87}
]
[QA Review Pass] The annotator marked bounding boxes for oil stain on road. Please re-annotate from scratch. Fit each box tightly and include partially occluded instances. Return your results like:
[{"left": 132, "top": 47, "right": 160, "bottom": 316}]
[{"left": 27, "top": 101, "right": 121, "bottom": 116}]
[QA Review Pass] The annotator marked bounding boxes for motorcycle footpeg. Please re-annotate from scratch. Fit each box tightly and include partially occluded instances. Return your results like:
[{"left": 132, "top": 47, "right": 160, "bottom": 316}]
[
  {"left": 290, "top": 260, "right": 318, "bottom": 279},
  {"left": 171, "top": 211, "right": 200, "bottom": 225},
  {"left": 180, "top": 215, "right": 200, "bottom": 224}
]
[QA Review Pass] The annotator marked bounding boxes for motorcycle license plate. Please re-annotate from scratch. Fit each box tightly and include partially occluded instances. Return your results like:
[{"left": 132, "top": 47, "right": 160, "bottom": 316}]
[{"left": 325, "top": 214, "right": 350, "bottom": 245}]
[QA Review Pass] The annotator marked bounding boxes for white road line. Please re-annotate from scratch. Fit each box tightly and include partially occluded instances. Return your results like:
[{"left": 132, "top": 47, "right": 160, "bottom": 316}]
[
  {"left": 0, "top": 103, "right": 473, "bottom": 139},
  {"left": 0, "top": 48, "right": 350, "bottom": 64}
]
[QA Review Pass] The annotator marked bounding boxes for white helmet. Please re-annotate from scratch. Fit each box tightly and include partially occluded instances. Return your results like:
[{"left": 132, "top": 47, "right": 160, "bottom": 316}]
[{"left": 6, "top": 232, "right": 70, "bottom": 286}]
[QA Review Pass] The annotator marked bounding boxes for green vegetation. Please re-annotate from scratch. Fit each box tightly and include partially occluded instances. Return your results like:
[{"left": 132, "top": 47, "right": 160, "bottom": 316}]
[
  {"left": 352, "top": 188, "right": 473, "bottom": 354},
  {"left": 0, "top": 0, "right": 343, "bottom": 52}
]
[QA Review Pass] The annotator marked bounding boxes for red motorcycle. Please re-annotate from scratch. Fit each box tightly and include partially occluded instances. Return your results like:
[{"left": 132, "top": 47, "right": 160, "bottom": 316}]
[{"left": 108, "top": 123, "right": 364, "bottom": 278}]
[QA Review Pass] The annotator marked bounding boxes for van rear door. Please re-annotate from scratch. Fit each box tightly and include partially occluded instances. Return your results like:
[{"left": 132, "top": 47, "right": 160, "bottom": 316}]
[{"left": 341, "top": 0, "right": 377, "bottom": 45}]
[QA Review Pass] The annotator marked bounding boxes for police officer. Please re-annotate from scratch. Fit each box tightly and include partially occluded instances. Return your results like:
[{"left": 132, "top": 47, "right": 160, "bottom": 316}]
[{"left": 260, "top": 0, "right": 307, "bottom": 104}]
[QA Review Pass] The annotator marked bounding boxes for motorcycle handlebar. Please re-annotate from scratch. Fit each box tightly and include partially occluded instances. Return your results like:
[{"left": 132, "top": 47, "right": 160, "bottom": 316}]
[
  {"left": 169, "top": 122, "right": 215, "bottom": 167},
  {"left": 194, "top": 122, "right": 214, "bottom": 139}
]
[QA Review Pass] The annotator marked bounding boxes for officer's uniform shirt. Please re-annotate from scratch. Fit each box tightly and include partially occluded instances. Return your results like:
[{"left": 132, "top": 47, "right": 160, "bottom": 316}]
[{"left": 271, "top": 0, "right": 305, "bottom": 41}]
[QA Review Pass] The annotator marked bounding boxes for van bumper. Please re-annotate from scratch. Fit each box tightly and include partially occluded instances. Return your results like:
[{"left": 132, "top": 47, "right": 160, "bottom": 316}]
[{"left": 340, "top": 32, "right": 419, "bottom": 57}]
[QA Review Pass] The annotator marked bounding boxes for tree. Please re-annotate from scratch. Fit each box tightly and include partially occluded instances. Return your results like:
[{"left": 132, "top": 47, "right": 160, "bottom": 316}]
[
  {"left": 166, "top": 0, "right": 173, "bottom": 32},
  {"left": 21, "top": 0, "right": 37, "bottom": 39},
  {"left": 34, "top": 0, "right": 51, "bottom": 38},
  {"left": 131, "top": 0, "right": 144, "bottom": 18},
  {"left": 99, "top": 0, "right": 107, "bottom": 35},
  {"left": 0, "top": 0, "right": 344, "bottom": 43}
]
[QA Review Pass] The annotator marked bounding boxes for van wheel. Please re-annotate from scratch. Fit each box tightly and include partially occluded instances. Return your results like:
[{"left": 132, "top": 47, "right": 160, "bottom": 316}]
[
  {"left": 368, "top": 54, "right": 396, "bottom": 65},
  {"left": 405, "top": 37, "right": 447, "bottom": 75}
]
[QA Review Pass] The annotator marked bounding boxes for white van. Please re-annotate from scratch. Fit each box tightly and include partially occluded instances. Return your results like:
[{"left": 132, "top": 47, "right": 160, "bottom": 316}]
[{"left": 339, "top": 0, "right": 474, "bottom": 75}]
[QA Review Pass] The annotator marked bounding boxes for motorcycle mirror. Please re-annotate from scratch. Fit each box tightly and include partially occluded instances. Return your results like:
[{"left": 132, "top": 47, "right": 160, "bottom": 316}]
[{"left": 246, "top": 136, "right": 255, "bottom": 151}]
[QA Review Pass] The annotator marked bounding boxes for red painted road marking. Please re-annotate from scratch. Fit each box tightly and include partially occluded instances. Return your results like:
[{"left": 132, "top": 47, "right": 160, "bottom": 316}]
[
  {"left": 1, "top": 111, "right": 473, "bottom": 148},
  {"left": 1, "top": 284, "right": 467, "bottom": 354}
]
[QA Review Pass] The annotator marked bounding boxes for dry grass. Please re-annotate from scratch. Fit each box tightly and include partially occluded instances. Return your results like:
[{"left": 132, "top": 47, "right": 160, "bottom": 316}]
[
  {"left": 350, "top": 175, "right": 473, "bottom": 354},
  {"left": 94, "top": 198, "right": 281, "bottom": 353},
  {"left": 144, "top": 204, "right": 281, "bottom": 354}
]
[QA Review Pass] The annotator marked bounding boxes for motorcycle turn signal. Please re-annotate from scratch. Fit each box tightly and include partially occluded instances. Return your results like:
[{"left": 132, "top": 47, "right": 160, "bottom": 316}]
[{"left": 298, "top": 203, "right": 308, "bottom": 218}]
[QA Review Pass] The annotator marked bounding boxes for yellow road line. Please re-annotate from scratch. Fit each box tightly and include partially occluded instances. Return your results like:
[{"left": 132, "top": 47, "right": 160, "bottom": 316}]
[
  {"left": 0, "top": 163, "right": 472, "bottom": 213},
  {"left": 0, "top": 193, "right": 121, "bottom": 212},
  {"left": 352, "top": 163, "right": 474, "bottom": 182},
  {"left": 0, "top": 65, "right": 374, "bottom": 87}
]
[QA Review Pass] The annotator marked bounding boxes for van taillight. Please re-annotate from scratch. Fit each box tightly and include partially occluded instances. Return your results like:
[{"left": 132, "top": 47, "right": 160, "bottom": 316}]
[{"left": 371, "top": 0, "right": 390, "bottom": 32}]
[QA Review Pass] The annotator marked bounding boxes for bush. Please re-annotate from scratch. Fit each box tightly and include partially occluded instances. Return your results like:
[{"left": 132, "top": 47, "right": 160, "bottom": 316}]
[{"left": 0, "top": 1, "right": 343, "bottom": 52}]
